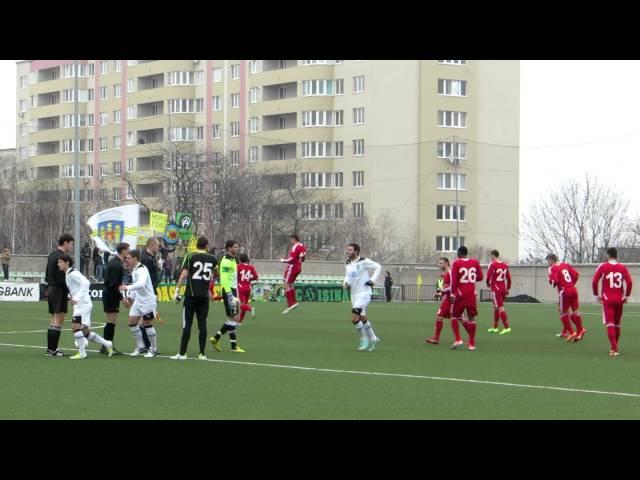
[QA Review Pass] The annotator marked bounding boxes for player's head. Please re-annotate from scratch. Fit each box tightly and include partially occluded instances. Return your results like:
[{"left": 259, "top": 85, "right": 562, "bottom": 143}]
[
  {"left": 545, "top": 253, "right": 558, "bottom": 266},
  {"left": 386, "top": 271, "right": 391, "bottom": 277},
  {"left": 490, "top": 249, "right": 500, "bottom": 260},
  {"left": 197, "top": 236, "right": 209, "bottom": 250},
  {"left": 606, "top": 247, "right": 618, "bottom": 260},
  {"left": 239, "top": 253, "right": 249, "bottom": 263},
  {"left": 346, "top": 243, "right": 360, "bottom": 259},
  {"left": 57, "top": 253, "right": 73, "bottom": 271},
  {"left": 145, "top": 237, "right": 159, "bottom": 255},
  {"left": 290, "top": 234, "right": 300, "bottom": 245},
  {"left": 438, "top": 257, "right": 450, "bottom": 271},
  {"left": 116, "top": 242, "right": 130, "bottom": 257},
  {"left": 127, "top": 249, "right": 141, "bottom": 267},
  {"left": 58, "top": 233, "right": 74, "bottom": 253},
  {"left": 225, "top": 240, "right": 240, "bottom": 256},
  {"left": 457, "top": 246, "right": 468, "bottom": 258}
]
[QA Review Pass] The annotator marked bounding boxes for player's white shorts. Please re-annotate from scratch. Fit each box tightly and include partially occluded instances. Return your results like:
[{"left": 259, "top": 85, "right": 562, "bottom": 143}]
[
  {"left": 130, "top": 301, "right": 157, "bottom": 319},
  {"left": 72, "top": 304, "right": 93, "bottom": 327},
  {"left": 352, "top": 293, "right": 371, "bottom": 316}
]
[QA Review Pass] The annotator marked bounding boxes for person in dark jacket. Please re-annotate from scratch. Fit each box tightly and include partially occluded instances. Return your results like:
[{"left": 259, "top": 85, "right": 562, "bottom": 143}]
[
  {"left": 140, "top": 237, "right": 160, "bottom": 292},
  {"left": 384, "top": 271, "right": 393, "bottom": 302}
]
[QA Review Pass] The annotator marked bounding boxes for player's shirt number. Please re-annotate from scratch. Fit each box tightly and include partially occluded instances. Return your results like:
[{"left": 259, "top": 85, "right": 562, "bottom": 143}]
[
  {"left": 459, "top": 267, "right": 477, "bottom": 283},
  {"left": 606, "top": 271, "right": 623, "bottom": 289},
  {"left": 193, "top": 261, "right": 214, "bottom": 281}
]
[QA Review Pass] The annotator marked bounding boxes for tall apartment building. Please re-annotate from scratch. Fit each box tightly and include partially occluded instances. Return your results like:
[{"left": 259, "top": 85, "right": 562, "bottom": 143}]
[{"left": 16, "top": 60, "right": 519, "bottom": 260}]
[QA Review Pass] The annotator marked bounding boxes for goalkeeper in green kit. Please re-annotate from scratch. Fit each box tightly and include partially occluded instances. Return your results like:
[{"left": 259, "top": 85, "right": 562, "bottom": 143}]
[{"left": 210, "top": 240, "right": 245, "bottom": 352}]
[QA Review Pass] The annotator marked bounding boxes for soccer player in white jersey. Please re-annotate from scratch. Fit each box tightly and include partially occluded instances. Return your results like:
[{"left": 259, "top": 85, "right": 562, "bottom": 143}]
[
  {"left": 119, "top": 249, "right": 159, "bottom": 357},
  {"left": 343, "top": 243, "right": 382, "bottom": 352},
  {"left": 57, "top": 254, "right": 113, "bottom": 360}
]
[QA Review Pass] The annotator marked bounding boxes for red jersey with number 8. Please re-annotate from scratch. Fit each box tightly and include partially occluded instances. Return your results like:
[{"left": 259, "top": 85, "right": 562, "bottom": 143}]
[{"left": 548, "top": 263, "right": 579, "bottom": 291}]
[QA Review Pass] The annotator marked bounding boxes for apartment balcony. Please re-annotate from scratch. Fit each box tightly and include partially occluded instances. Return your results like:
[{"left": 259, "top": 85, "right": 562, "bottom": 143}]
[
  {"left": 37, "top": 141, "right": 60, "bottom": 155},
  {"left": 135, "top": 155, "right": 164, "bottom": 171},
  {"left": 262, "top": 173, "right": 296, "bottom": 190},
  {"left": 137, "top": 101, "right": 164, "bottom": 118},
  {"left": 262, "top": 112, "right": 297, "bottom": 131},
  {"left": 262, "top": 60, "right": 297, "bottom": 72},
  {"left": 37, "top": 67, "right": 60, "bottom": 83},
  {"left": 262, "top": 82, "right": 297, "bottom": 101},
  {"left": 138, "top": 73, "right": 164, "bottom": 91},
  {"left": 135, "top": 182, "right": 164, "bottom": 198},
  {"left": 262, "top": 143, "right": 296, "bottom": 161},
  {"left": 136, "top": 128, "right": 164, "bottom": 145},
  {"left": 37, "top": 91, "right": 60, "bottom": 107},
  {"left": 37, "top": 116, "right": 60, "bottom": 130},
  {"left": 36, "top": 165, "right": 59, "bottom": 179}
]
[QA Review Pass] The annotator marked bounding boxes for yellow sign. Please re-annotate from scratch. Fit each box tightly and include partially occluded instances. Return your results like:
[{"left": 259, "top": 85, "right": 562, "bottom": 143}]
[
  {"left": 137, "top": 225, "right": 152, "bottom": 245},
  {"left": 188, "top": 236, "right": 198, "bottom": 252},
  {"left": 417, "top": 273, "right": 423, "bottom": 286},
  {"left": 416, "top": 273, "right": 423, "bottom": 301},
  {"left": 150, "top": 211, "right": 168, "bottom": 234}
]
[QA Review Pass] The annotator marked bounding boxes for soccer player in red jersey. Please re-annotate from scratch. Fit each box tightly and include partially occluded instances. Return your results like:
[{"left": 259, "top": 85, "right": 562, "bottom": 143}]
[
  {"left": 486, "top": 249, "right": 512, "bottom": 335},
  {"left": 450, "top": 246, "right": 483, "bottom": 351},
  {"left": 592, "top": 247, "right": 633, "bottom": 356},
  {"left": 237, "top": 253, "right": 259, "bottom": 322},
  {"left": 280, "top": 234, "right": 306, "bottom": 314},
  {"left": 546, "top": 253, "right": 586, "bottom": 342},
  {"left": 426, "top": 257, "right": 464, "bottom": 345}
]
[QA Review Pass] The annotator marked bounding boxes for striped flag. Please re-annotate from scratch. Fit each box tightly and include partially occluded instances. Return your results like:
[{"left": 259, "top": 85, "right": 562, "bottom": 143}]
[{"left": 87, "top": 204, "right": 141, "bottom": 254}]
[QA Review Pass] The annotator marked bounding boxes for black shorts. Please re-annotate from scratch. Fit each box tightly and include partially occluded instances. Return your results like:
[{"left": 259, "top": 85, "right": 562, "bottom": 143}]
[
  {"left": 222, "top": 288, "right": 238, "bottom": 317},
  {"left": 102, "top": 291, "right": 121, "bottom": 313},
  {"left": 47, "top": 286, "right": 68, "bottom": 315},
  {"left": 183, "top": 296, "right": 210, "bottom": 326}
]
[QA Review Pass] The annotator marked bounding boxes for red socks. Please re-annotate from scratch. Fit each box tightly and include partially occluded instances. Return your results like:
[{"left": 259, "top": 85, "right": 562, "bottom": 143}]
[
  {"left": 451, "top": 318, "right": 462, "bottom": 342},
  {"left": 285, "top": 288, "right": 296, "bottom": 307},
  {"left": 493, "top": 311, "right": 499, "bottom": 328},
  {"left": 571, "top": 314, "right": 583, "bottom": 333},
  {"left": 500, "top": 310, "right": 509, "bottom": 328},
  {"left": 607, "top": 325, "right": 618, "bottom": 352},
  {"left": 434, "top": 319, "right": 443, "bottom": 340}
]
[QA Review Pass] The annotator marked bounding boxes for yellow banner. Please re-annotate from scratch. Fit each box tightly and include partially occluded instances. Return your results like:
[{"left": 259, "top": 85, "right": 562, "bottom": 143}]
[
  {"left": 188, "top": 236, "right": 198, "bottom": 252},
  {"left": 137, "top": 225, "right": 152, "bottom": 245},
  {"left": 150, "top": 211, "right": 168, "bottom": 233}
]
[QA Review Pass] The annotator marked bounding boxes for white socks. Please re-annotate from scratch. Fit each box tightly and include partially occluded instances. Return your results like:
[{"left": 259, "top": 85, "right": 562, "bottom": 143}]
[
  {"left": 73, "top": 331, "right": 86, "bottom": 355},
  {"left": 145, "top": 326, "right": 157, "bottom": 351},
  {"left": 130, "top": 325, "right": 145, "bottom": 349},
  {"left": 87, "top": 331, "right": 109, "bottom": 348},
  {"left": 355, "top": 321, "right": 367, "bottom": 339},
  {"left": 362, "top": 320, "right": 376, "bottom": 341}
]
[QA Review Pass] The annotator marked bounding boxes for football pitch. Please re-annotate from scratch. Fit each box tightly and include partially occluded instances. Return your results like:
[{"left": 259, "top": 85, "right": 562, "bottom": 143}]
[{"left": 1, "top": 301, "right": 639, "bottom": 419}]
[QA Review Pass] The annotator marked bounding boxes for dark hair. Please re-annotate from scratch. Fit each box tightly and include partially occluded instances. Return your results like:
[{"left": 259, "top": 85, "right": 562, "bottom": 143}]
[
  {"left": 439, "top": 257, "right": 450, "bottom": 265},
  {"left": 386, "top": 271, "right": 391, "bottom": 275},
  {"left": 348, "top": 243, "right": 360, "bottom": 254},
  {"left": 58, "top": 254, "right": 74, "bottom": 267},
  {"left": 546, "top": 253, "right": 558, "bottom": 262},
  {"left": 116, "top": 242, "right": 130, "bottom": 254},
  {"left": 128, "top": 249, "right": 140, "bottom": 261},
  {"left": 197, "top": 237, "right": 209, "bottom": 250},
  {"left": 239, "top": 253, "right": 249, "bottom": 263},
  {"left": 58, "top": 233, "right": 74, "bottom": 246},
  {"left": 607, "top": 247, "right": 618, "bottom": 259},
  {"left": 291, "top": 234, "right": 300, "bottom": 242},
  {"left": 490, "top": 249, "right": 500, "bottom": 258},
  {"left": 457, "top": 246, "right": 468, "bottom": 257},
  {"left": 225, "top": 240, "right": 238, "bottom": 250}
]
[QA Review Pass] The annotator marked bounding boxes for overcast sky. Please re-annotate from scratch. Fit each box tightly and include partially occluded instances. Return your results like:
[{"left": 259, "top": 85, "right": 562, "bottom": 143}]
[{"left": 1, "top": 60, "right": 639, "bottom": 255}]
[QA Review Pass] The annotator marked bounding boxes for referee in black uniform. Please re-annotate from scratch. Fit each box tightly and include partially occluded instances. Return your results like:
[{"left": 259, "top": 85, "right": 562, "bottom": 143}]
[
  {"left": 170, "top": 237, "right": 217, "bottom": 360},
  {"left": 44, "top": 233, "right": 74, "bottom": 356},
  {"left": 101, "top": 242, "right": 130, "bottom": 354}
]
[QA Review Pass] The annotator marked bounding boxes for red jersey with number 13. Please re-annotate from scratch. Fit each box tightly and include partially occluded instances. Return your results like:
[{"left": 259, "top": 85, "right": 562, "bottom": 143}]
[{"left": 592, "top": 261, "right": 632, "bottom": 302}]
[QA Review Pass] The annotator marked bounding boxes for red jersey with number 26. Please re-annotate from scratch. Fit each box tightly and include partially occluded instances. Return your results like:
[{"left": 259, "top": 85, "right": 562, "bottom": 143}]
[
  {"left": 548, "top": 262, "right": 579, "bottom": 291},
  {"left": 237, "top": 264, "right": 259, "bottom": 290},
  {"left": 450, "top": 258, "right": 484, "bottom": 298}
]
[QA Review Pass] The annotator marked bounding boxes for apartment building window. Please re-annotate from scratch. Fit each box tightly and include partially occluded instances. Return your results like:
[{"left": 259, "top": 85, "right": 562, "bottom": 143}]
[
  {"left": 302, "top": 79, "right": 336, "bottom": 96},
  {"left": 62, "top": 140, "right": 74, "bottom": 153},
  {"left": 438, "top": 79, "right": 467, "bottom": 96},
  {"left": 231, "top": 93, "right": 240, "bottom": 108},
  {"left": 230, "top": 150, "right": 240, "bottom": 166},
  {"left": 127, "top": 105, "right": 136, "bottom": 120},
  {"left": 19, "top": 99, "right": 27, "bottom": 112},
  {"left": 100, "top": 112, "right": 108, "bottom": 126},
  {"left": 128, "top": 158, "right": 135, "bottom": 172},
  {"left": 249, "top": 117, "right": 259, "bottom": 133},
  {"left": 334, "top": 141, "right": 344, "bottom": 157},
  {"left": 168, "top": 98, "right": 204, "bottom": 113},
  {"left": 301, "top": 141, "right": 344, "bottom": 158},
  {"left": 113, "top": 188, "right": 120, "bottom": 201},
  {"left": 87, "top": 89, "right": 94, "bottom": 101},
  {"left": 19, "top": 123, "right": 26, "bottom": 136},
  {"left": 97, "top": 86, "right": 106, "bottom": 100},
  {"left": 63, "top": 64, "right": 75, "bottom": 78},
  {"left": 249, "top": 60, "right": 259, "bottom": 74},
  {"left": 85, "top": 190, "right": 94, "bottom": 202},
  {"left": 302, "top": 111, "right": 334, "bottom": 127},
  {"left": 212, "top": 124, "right": 221, "bottom": 139},
  {"left": 249, "top": 87, "right": 259, "bottom": 103},
  {"left": 333, "top": 110, "right": 344, "bottom": 127},
  {"left": 19, "top": 76, "right": 27, "bottom": 89},
  {"left": 127, "top": 132, "right": 136, "bottom": 146},
  {"left": 28, "top": 144, "right": 36, "bottom": 157},
  {"left": 302, "top": 172, "right": 344, "bottom": 188},
  {"left": 29, "top": 71, "right": 37, "bottom": 85},
  {"left": 169, "top": 127, "right": 203, "bottom": 141},
  {"left": 335, "top": 79, "right": 344, "bottom": 95},
  {"left": 167, "top": 71, "right": 201, "bottom": 86},
  {"left": 302, "top": 203, "right": 344, "bottom": 220},
  {"left": 437, "top": 173, "right": 466, "bottom": 190},
  {"left": 278, "top": 147, "right": 287, "bottom": 160},
  {"left": 212, "top": 95, "right": 222, "bottom": 111},
  {"left": 99, "top": 137, "right": 108, "bottom": 151},
  {"left": 439, "top": 60, "right": 466, "bottom": 65},
  {"left": 231, "top": 64, "right": 240, "bottom": 79},
  {"left": 437, "top": 204, "right": 466, "bottom": 221},
  {"left": 113, "top": 162, "right": 121, "bottom": 175},
  {"left": 437, "top": 141, "right": 467, "bottom": 160},
  {"left": 19, "top": 147, "right": 27, "bottom": 159},
  {"left": 302, "top": 60, "right": 331, "bottom": 65},
  {"left": 352, "top": 202, "right": 364, "bottom": 219},
  {"left": 86, "top": 139, "right": 94, "bottom": 152},
  {"left": 438, "top": 110, "right": 467, "bottom": 128},
  {"left": 127, "top": 78, "right": 136, "bottom": 93},
  {"left": 114, "top": 84, "right": 121, "bottom": 98},
  {"left": 113, "top": 136, "right": 121, "bottom": 150},
  {"left": 353, "top": 171, "right": 364, "bottom": 187},
  {"left": 86, "top": 114, "right": 94, "bottom": 126},
  {"left": 353, "top": 139, "right": 365, "bottom": 156},
  {"left": 353, "top": 107, "right": 365, "bottom": 125},
  {"left": 100, "top": 61, "right": 108, "bottom": 74},
  {"left": 353, "top": 75, "right": 365, "bottom": 93},
  {"left": 213, "top": 67, "right": 222, "bottom": 83},
  {"left": 436, "top": 236, "right": 465, "bottom": 252},
  {"left": 127, "top": 60, "right": 137, "bottom": 67},
  {"left": 100, "top": 163, "right": 109, "bottom": 177},
  {"left": 113, "top": 110, "right": 121, "bottom": 124},
  {"left": 114, "top": 60, "right": 122, "bottom": 72},
  {"left": 277, "top": 86, "right": 287, "bottom": 99},
  {"left": 29, "top": 95, "right": 36, "bottom": 108},
  {"left": 230, "top": 122, "right": 240, "bottom": 137},
  {"left": 249, "top": 146, "right": 258, "bottom": 163}
]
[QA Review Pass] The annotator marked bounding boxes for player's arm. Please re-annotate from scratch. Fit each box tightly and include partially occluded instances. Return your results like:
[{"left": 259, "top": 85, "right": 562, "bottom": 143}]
[
  {"left": 592, "top": 264, "right": 603, "bottom": 297},
  {"left": 570, "top": 265, "right": 579, "bottom": 284},
  {"left": 122, "top": 268, "right": 148, "bottom": 292},
  {"left": 343, "top": 270, "right": 350, "bottom": 289},
  {"left": 280, "top": 249, "right": 294, "bottom": 263},
  {"left": 365, "top": 259, "right": 382, "bottom": 286},
  {"left": 485, "top": 263, "right": 493, "bottom": 288},
  {"left": 624, "top": 267, "right": 633, "bottom": 299},
  {"left": 475, "top": 260, "right": 484, "bottom": 282},
  {"left": 174, "top": 267, "right": 189, "bottom": 301},
  {"left": 506, "top": 268, "right": 512, "bottom": 292},
  {"left": 252, "top": 266, "right": 259, "bottom": 282},
  {"left": 450, "top": 261, "right": 458, "bottom": 299}
]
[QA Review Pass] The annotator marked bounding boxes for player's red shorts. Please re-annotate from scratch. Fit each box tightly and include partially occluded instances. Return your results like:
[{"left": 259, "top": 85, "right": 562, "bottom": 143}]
[
  {"left": 284, "top": 264, "right": 301, "bottom": 284},
  {"left": 451, "top": 294, "right": 478, "bottom": 319},
  {"left": 238, "top": 286, "right": 251, "bottom": 305},
  {"left": 602, "top": 301, "right": 624, "bottom": 325},
  {"left": 437, "top": 297, "right": 452, "bottom": 319},
  {"left": 491, "top": 289, "right": 506, "bottom": 309},
  {"left": 559, "top": 287, "right": 579, "bottom": 315}
]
